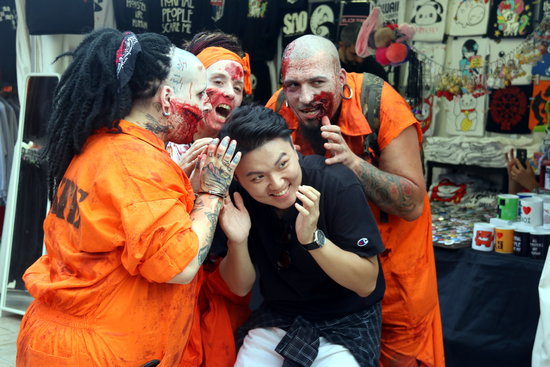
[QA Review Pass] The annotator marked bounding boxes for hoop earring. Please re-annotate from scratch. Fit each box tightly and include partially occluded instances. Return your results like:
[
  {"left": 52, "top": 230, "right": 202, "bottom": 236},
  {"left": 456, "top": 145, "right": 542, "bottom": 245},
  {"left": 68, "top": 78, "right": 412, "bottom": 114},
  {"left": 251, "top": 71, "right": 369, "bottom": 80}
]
[
  {"left": 285, "top": 100, "right": 288, "bottom": 107},
  {"left": 341, "top": 84, "right": 353, "bottom": 100}
]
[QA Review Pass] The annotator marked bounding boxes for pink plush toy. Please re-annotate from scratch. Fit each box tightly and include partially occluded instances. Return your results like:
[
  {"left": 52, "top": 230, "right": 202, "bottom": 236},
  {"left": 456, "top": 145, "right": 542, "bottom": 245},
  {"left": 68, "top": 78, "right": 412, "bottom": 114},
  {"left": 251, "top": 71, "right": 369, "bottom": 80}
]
[{"left": 356, "top": 7, "right": 415, "bottom": 66}]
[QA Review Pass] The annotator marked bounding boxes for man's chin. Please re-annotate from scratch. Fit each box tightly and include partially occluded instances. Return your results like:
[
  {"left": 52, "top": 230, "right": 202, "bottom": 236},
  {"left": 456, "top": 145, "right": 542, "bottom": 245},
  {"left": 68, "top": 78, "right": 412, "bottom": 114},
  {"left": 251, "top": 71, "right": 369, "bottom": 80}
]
[{"left": 300, "top": 117, "right": 322, "bottom": 128}]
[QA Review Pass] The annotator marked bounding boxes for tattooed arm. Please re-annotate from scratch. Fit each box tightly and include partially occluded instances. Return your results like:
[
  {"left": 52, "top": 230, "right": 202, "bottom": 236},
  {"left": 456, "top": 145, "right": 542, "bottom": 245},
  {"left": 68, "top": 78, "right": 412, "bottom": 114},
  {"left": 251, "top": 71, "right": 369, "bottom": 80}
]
[
  {"left": 168, "top": 137, "right": 241, "bottom": 284},
  {"left": 321, "top": 120, "right": 425, "bottom": 221}
]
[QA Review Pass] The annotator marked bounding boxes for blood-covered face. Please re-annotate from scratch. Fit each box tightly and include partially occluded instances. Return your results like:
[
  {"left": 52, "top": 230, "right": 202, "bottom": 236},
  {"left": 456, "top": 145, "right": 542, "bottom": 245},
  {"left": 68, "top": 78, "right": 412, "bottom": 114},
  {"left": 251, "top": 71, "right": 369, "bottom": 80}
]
[
  {"left": 165, "top": 59, "right": 210, "bottom": 144},
  {"left": 198, "top": 60, "right": 244, "bottom": 138},
  {"left": 282, "top": 51, "right": 345, "bottom": 127}
]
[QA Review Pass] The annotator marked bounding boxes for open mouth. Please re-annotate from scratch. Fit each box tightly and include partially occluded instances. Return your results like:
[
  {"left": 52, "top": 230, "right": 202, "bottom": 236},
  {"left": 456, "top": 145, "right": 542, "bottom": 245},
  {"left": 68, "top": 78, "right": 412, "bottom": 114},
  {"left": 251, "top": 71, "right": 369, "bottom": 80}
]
[
  {"left": 270, "top": 185, "right": 290, "bottom": 198},
  {"left": 300, "top": 106, "right": 323, "bottom": 119},
  {"left": 215, "top": 103, "right": 232, "bottom": 120}
]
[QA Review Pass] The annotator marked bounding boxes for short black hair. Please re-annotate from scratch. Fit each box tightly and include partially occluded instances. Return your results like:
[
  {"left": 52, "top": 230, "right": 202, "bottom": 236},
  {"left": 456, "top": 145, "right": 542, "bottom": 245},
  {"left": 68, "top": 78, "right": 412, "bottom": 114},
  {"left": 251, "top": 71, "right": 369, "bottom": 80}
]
[
  {"left": 219, "top": 105, "right": 293, "bottom": 155},
  {"left": 339, "top": 22, "right": 362, "bottom": 46}
]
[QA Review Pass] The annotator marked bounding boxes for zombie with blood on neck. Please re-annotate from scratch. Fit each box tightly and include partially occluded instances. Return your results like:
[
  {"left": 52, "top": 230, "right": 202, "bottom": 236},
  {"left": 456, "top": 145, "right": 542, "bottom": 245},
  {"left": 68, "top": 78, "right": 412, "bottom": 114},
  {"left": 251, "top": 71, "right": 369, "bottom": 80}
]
[{"left": 281, "top": 35, "right": 346, "bottom": 128}]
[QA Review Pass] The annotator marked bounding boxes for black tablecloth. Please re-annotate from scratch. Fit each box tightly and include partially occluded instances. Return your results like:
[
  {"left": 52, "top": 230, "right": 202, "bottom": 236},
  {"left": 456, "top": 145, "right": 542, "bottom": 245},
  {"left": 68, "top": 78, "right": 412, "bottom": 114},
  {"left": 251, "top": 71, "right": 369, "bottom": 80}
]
[{"left": 435, "top": 247, "right": 544, "bottom": 367}]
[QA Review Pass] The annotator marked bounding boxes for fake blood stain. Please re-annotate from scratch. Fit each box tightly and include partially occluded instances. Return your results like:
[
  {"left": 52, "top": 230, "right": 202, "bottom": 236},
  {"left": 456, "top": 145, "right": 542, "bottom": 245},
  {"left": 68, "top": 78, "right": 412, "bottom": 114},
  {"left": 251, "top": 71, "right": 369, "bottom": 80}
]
[
  {"left": 312, "top": 91, "right": 334, "bottom": 119},
  {"left": 225, "top": 63, "right": 243, "bottom": 81},
  {"left": 171, "top": 101, "right": 203, "bottom": 144}
]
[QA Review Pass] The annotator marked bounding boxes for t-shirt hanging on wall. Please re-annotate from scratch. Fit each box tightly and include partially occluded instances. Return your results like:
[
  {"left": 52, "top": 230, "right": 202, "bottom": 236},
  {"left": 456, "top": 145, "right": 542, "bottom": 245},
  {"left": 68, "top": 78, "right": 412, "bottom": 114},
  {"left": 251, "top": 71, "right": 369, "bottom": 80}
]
[
  {"left": 532, "top": 53, "right": 550, "bottom": 77},
  {"left": 250, "top": 59, "right": 273, "bottom": 105},
  {"left": 529, "top": 80, "right": 550, "bottom": 131},
  {"left": 113, "top": 0, "right": 150, "bottom": 33},
  {"left": 444, "top": 93, "right": 488, "bottom": 136},
  {"left": 488, "top": 0, "right": 534, "bottom": 40},
  {"left": 149, "top": 0, "right": 214, "bottom": 47},
  {"left": 445, "top": 0, "right": 490, "bottom": 36},
  {"left": 376, "top": 0, "right": 406, "bottom": 26},
  {"left": 210, "top": 0, "right": 245, "bottom": 37},
  {"left": 308, "top": 0, "right": 337, "bottom": 42},
  {"left": 26, "top": 0, "right": 94, "bottom": 35},
  {"left": 240, "top": 0, "right": 281, "bottom": 61},
  {"left": 0, "top": 0, "right": 16, "bottom": 84},
  {"left": 408, "top": 0, "right": 448, "bottom": 42},
  {"left": 281, "top": 0, "right": 309, "bottom": 50},
  {"left": 339, "top": 1, "right": 370, "bottom": 26},
  {"left": 486, "top": 85, "right": 532, "bottom": 134}
]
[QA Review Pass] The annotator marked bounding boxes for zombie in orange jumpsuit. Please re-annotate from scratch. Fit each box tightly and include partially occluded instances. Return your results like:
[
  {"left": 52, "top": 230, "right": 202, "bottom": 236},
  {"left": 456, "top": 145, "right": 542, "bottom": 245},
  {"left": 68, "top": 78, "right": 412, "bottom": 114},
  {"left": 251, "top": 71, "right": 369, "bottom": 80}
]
[
  {"left": 266, "top": 35, "right": 445, "bottom": 367},
  {"left": 16, "top": 29, "right": 240, "bottom": 367},
  {"left": 169, "top": 32, "right": 253, "bottom": 367}
]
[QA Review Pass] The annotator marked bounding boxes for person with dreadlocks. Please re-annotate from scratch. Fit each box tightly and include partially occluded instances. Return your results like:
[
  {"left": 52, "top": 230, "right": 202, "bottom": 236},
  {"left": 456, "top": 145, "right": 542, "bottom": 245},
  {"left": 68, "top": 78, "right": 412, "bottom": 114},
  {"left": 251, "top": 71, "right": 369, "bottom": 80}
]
[{"left": 16, "top": 28, "right": 241, "bottom": 367}]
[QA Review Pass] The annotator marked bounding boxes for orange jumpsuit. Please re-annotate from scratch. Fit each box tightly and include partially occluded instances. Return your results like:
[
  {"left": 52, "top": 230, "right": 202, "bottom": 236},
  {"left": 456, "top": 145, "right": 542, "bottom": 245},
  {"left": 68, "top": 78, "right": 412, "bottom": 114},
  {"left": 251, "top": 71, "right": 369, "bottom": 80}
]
[
  {"left": 17, "top": 120, "right": 201, "bottom": 367},
  {"left": 266, "top": 73, "right": 445, "bottom": 367}
]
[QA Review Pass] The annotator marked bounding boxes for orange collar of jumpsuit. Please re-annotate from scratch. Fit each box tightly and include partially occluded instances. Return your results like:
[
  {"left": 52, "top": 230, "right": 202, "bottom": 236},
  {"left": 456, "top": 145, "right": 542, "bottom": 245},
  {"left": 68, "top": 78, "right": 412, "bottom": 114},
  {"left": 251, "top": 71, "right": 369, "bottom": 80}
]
[{"left": 196, "top": 46, "right": 252, "bottom": 95}]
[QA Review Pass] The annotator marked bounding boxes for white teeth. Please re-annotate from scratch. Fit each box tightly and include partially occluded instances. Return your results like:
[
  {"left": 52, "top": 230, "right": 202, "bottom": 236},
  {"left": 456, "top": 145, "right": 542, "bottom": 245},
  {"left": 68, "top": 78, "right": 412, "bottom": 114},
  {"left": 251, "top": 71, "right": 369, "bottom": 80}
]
[
  {"left": 218, "top": 104, "right": 231, "bottom": 110},
  {"left": 272, "top": 187, "right": 289, "bottom": 197}
]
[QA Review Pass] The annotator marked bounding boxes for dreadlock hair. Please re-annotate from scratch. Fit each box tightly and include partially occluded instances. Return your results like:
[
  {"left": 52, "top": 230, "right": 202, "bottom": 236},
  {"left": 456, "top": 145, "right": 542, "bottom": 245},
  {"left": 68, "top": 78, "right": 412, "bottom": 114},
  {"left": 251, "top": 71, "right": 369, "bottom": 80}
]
[
  {"left": 184, "top": 31, "right": 245, "bottom": 58},
  {"left": 219, "top": 104, "right": 293, "bottom": 156},
  {"left": 43, "top": 28, "right": 173, "bottom": 201}
]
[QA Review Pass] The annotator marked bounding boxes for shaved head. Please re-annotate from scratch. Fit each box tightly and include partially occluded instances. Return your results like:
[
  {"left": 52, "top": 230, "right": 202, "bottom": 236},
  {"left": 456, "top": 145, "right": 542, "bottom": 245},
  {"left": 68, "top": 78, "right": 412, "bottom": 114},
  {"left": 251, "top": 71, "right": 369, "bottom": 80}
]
[
  {"left": 166, "top": 48, "right": 206, "bottom": 93},
  {"left": 280, "top": 35, "right": 347, "bottom": 127},
  {"left": 282, "top": 35, "right": 340, "bottom": 78}
]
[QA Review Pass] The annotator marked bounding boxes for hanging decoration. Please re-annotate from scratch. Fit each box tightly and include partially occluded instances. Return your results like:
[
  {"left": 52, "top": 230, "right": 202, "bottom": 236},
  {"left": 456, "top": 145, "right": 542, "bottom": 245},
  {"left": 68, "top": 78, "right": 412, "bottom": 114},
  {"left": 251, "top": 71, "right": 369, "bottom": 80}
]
[
  {"left": 412, "top": 15, "right": 549, "bottom": 99},
  {"left": 355, "top": 7, "right": 416, "bottom": 66}
]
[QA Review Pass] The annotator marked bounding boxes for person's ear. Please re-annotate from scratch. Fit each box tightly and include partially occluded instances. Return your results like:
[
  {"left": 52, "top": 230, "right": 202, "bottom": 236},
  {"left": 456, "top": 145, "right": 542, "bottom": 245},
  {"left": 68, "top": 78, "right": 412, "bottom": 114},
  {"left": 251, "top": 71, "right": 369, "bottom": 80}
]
[
  {"left": 160, "top": 85, "right": 173, "bottom": 116},
  {"left": 339, "top": 68, "right": 347, "bottom": 88}
]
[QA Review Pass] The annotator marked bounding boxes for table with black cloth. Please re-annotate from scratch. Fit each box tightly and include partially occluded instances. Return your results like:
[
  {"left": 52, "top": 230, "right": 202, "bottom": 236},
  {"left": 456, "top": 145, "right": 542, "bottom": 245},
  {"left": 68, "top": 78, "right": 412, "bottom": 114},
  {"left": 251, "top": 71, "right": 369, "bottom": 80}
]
[{"left": 435, "top": 246, "right": 544, "bottom": 367}]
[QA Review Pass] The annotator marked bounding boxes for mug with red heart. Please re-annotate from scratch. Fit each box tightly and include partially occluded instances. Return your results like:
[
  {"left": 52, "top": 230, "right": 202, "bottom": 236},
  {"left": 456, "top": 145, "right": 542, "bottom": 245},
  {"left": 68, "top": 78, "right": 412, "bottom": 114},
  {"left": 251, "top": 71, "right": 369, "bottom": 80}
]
[
  {"left": 494, "top": 225, "right": 514, "bottom": 254},
  {"left": 520, "top": 197, "right": 543, "bottom": 227}
]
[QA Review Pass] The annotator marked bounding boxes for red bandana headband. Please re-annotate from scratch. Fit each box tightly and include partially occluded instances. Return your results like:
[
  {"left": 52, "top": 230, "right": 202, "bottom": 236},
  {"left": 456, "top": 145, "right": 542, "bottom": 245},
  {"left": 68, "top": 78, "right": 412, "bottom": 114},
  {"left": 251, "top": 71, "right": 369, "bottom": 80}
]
[{"left": 196, "top": 47, "right": 252, "bottom": 95}]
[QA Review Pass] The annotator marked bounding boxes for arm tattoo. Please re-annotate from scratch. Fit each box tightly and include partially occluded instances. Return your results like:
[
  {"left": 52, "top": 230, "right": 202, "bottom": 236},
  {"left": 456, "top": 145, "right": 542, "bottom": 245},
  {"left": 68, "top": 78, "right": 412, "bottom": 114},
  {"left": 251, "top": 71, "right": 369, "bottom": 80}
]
[
  {"left": 357, "top": 160, "right": 416, "bottom": 214},
  {"left": 194, "top": 199, "right": 222, "bottom": 265},
  {"left": 201, "top": 162, "right": 233, "bottom": 194}
]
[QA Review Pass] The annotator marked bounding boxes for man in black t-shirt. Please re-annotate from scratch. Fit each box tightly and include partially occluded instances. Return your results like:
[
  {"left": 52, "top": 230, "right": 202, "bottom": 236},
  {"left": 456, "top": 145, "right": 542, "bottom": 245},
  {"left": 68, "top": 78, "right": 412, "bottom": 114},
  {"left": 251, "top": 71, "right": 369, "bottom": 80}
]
[
  {"left": 338, "top": 22, "right": 388, "bottom": 82},
  {"left": 218, "top": 105, "right": 385, "bottom": 367}
]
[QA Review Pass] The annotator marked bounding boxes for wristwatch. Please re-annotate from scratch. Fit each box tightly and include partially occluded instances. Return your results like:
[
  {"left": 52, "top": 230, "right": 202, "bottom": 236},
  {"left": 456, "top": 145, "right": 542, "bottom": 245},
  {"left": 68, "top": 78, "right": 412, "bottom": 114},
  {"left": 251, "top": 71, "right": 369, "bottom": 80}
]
[{"left": 303, "top": 229, "right": 326, "bottom": 250}]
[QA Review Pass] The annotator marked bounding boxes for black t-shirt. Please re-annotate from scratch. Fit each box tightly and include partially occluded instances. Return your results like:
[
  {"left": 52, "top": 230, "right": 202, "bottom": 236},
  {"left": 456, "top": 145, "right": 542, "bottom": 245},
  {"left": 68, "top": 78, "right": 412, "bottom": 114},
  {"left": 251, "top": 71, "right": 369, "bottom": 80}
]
[
  {"left": 281, "top": 0, "right": 310, "bottom": 50},
  {"left": 341, "top": 56, "right": 389, "bottom": 82},
  {"left": 148, "top": 0, "right": 214, "bottom": 47},
  {"left": 112, "top": 0, "right": 150, "bottom": 33},
  {"left": 236, "top": 154, "right": 385, "bottom": 321},
  {"left": 239, "top": 0, "right": 281, "bottom": 61},
  {"left": 0, "top": 0, "right": 16, "bottom": 84}
]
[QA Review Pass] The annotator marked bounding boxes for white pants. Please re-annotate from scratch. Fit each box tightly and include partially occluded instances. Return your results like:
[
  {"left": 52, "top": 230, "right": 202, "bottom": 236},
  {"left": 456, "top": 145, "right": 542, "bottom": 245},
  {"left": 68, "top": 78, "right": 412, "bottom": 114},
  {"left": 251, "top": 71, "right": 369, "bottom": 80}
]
[{"left": 234, "top": 327, "right": 360, "bottom": 367}]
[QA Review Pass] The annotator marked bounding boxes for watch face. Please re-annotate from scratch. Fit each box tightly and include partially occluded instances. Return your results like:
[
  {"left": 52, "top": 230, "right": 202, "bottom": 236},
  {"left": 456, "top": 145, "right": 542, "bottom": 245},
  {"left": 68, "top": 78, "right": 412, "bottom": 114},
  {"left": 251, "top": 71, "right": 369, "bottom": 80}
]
[{"left": 315, "top": 229, "right": 326, "bottom": 246}]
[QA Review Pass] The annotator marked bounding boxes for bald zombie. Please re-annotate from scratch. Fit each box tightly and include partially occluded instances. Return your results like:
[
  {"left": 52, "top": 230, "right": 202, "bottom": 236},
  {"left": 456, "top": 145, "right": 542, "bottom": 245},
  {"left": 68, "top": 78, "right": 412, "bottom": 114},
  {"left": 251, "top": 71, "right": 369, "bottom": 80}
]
[
  {"left": 281, "top": 35, "right": 347, "bottom": 127},
  {"left": 126, "top": 48, "right": 211, "bottom": 145}
]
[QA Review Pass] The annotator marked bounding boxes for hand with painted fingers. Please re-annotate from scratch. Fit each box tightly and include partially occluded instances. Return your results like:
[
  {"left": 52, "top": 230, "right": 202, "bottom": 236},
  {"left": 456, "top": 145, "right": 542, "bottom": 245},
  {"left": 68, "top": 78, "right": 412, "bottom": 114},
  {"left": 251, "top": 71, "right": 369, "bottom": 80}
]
[
  {"left": 177, "top": 138, "right": 213, "bottom": 177},
  {"left": 219, "top": 192, "right": 251, "bottom": 246},
  {"left": 198, "top": 136, "right": 241, "bottom": 198},
  {"left": 320, "top": 116, "right": 360, "bottom": 169},
  {"left": 294, "top": 185, "right": 321, "bottom": 245}
]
